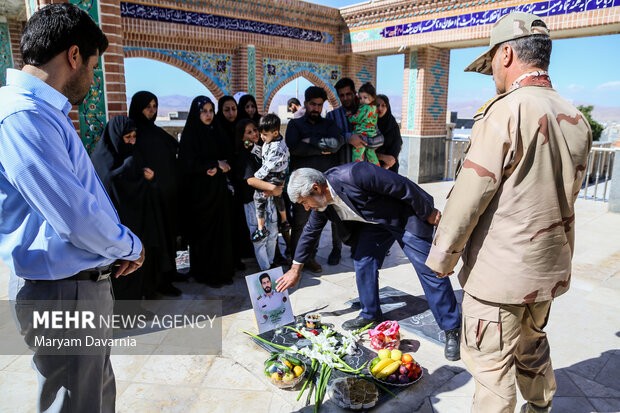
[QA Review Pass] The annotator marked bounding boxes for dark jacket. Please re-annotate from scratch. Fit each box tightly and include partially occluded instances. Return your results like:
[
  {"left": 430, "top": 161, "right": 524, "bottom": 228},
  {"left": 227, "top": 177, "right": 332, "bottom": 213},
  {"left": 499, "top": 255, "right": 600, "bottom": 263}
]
[
  {"left": 294, "top": 162, "right": 435, "bottom": 263},
  {"left": 376, "top": 111, "right": 402, "bottom": 173},
  {"left": 285, "top": 113, "right": 344, "bottom": 172}
]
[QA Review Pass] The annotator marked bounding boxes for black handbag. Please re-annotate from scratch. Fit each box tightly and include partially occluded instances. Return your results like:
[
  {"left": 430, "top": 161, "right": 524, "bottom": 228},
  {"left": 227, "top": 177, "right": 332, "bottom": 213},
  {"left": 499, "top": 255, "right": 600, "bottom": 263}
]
[{"left": 364, "top": 127, "right": 384, "bottom": 150}]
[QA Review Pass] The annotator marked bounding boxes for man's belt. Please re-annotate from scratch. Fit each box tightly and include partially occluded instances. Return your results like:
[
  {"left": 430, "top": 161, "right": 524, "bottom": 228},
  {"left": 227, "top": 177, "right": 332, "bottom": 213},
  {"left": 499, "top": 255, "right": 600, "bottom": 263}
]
[{"left": 67, "top": 265, "right": 114, "bottom": 282}]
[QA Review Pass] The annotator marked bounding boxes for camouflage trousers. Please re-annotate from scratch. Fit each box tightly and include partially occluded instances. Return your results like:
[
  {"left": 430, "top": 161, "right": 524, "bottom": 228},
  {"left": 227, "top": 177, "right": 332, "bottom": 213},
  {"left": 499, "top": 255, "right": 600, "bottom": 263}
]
[{"left": 460, "top": 292, "right": 556, "bottom": 413}]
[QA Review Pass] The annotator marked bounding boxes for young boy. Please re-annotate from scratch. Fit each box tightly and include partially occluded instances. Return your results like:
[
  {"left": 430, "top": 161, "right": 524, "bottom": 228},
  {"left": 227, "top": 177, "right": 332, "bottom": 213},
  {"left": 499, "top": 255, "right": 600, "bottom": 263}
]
[
  {"left": 252, "top": 113, "right": 290, "bottom": 242},
  {"left": 347, "top": 82, "right": 380, "bottom": 166}
]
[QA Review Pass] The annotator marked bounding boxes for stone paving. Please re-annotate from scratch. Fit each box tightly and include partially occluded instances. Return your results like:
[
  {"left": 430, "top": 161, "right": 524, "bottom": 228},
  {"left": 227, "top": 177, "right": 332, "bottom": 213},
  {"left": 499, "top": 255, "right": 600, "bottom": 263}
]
[{"left": 1, "top": 181, "right": 619, "bottom": 413}]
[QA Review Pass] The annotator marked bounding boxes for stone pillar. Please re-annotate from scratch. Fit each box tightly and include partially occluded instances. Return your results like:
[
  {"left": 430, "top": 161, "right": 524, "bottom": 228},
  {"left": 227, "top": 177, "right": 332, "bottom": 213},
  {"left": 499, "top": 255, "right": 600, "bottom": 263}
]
[
  {"left": 99, "top": 0, "right": 126, "bottom": 122},
  {"left": 254, "top": 46, "right": 264, "bottom": 112},
  {"left": 608, "top": 149, "right": 620, "bottom": 213},
  {"left": 231, "top": 45, "right": 264, "bottom": 109},
  {"left": 343, "top": 54, "right": 377, "bottom": 93},
  {"left": 400, "top": 46, "right": 450, "bottom": 183}
]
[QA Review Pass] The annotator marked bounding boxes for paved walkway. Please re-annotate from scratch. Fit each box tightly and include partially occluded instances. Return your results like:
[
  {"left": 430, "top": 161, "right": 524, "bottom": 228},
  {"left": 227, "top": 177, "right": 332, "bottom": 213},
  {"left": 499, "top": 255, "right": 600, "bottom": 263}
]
[{"left": 0, "top": 181, "right": 619, "bottom": 413}]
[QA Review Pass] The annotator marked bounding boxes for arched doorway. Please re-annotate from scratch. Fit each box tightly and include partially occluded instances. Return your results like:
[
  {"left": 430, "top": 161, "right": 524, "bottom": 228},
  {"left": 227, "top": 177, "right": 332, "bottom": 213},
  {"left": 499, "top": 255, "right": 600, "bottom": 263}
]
[
  {"left": 267, "top": 77, "right": 334, "bottom": 119},
  {"left": 124, "top": 57, "right": 220, "bottom": 138},
  {"left": 263, "top": 70, "right": 339, "bottom": 115}
]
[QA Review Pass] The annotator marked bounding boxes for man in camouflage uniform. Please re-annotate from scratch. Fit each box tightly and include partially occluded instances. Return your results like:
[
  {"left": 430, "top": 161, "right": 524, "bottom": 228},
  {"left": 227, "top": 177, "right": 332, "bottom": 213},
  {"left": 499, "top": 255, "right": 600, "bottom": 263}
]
[{"left": 425, "top": 12, "right": 592, "bottom": 413}]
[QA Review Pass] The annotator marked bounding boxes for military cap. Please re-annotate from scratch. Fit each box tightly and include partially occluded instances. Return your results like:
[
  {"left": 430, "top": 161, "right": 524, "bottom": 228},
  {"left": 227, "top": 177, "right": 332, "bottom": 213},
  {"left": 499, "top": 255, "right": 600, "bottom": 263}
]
[{"left": 465, "top": 12, "right": 550, "bottom": 75}]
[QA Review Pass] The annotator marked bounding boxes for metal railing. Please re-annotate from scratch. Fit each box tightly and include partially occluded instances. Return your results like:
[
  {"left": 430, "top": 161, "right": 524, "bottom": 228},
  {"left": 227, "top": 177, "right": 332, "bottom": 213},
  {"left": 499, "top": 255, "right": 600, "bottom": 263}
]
[
  {"left": 443, "top": 138, "right": 616, "bottom": 202},
  {"left": 444, "top": 136, "right": 469, "bottom": 181},
  {"left": 581, "top": 144, "right": 615, "bottom": 202}
]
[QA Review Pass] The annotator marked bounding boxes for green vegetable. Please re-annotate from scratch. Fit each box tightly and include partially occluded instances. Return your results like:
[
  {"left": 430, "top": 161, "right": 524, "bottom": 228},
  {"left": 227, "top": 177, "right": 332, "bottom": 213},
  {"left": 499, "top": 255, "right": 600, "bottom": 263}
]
[
  {"left": 264, "top": 352, "right": 280, "bottom": 366},
  {"left": 281, "top": 353, "right": 302, "bottom": 366}
]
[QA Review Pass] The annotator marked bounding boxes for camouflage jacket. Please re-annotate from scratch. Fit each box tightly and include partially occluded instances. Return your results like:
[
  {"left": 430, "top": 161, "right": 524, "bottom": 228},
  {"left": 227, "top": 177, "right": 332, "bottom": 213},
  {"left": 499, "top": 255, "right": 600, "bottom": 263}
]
[{"left": 426, "top": 75, "right": 592, "bottom": 304}]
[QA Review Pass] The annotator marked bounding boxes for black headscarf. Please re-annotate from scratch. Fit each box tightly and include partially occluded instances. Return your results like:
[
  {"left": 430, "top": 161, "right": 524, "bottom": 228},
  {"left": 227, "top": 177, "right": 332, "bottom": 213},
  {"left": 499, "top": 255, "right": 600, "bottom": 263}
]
[
  {"left": 237, "top": 94, "right": 261, "bottom": 123},
  {"left": 91, "top": 116, "right": 150, "bottom": 236},
  {"left": 375, "top": 94, "right": 403, "bottom": 173},
  {"left": 178, "top": 96, "right": 229, "bottom": 238},
  {"left": 215, "top": 95, "right": 238, "bottom": 158},
  {"left": 179, "top": 96, "right": 221, "bottom": 175},
  {"left": 129, "top": 91, "right": 158, "bottom": 126},
  {"left": 128, "top": 91, "right": 179, "bottom": 268},
  {"left": 128, "top": 90, "right": 178, "bottom": 188}
]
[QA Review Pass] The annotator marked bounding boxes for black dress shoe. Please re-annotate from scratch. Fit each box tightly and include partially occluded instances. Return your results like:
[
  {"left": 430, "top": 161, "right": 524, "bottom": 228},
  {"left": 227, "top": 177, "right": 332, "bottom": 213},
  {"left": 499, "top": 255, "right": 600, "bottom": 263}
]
[
  {"left": 342, "top": 315, "right": 382, "bottom": 331},
  {"left": 444, "top": 327, "right": 461, "bottom": 361},
  {"left": 170, "top": 272, "right": 191, "bottom": 282},
  {"left": 304, "top": 258, "right": 322, "bottom": 273},
  {"left": 158, "top": 283, "right": 182, "bottom": 297},
  {"left": 327, "top": 249, "right": 341, "bottom": 265},
  {"left": 221, "top": 277, "right": 234, "bottom": 285},
  {"left": 272, "top": 254, "right": 289, "bottom": 267},
  {"left": 235, "top": 261, "right": 246, "bottom": 271}
]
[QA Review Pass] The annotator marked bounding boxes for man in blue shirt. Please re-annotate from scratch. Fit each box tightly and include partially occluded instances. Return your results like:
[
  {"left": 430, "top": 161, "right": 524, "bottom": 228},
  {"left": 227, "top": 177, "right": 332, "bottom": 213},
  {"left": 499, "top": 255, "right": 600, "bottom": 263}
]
[{"left": 0, "top": 4, "right": 144, "bottom": 412}]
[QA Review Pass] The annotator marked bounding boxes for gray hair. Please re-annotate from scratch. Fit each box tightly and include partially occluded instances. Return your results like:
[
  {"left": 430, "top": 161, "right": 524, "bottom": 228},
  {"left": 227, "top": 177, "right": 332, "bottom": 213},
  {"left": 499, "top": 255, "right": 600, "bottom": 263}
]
[
  {"left": 504, "top": 20, "right": 552, "bottom": 70},
  {"left": 287, "top": 168, "right": 326, "bottom": 202}
]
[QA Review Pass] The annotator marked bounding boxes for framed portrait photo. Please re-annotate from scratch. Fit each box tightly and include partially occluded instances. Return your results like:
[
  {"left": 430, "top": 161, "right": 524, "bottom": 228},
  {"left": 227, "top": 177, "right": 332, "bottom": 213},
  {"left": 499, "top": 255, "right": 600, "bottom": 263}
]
[{"left": 245, "top": 267, "right": 294, "bottom": 333}]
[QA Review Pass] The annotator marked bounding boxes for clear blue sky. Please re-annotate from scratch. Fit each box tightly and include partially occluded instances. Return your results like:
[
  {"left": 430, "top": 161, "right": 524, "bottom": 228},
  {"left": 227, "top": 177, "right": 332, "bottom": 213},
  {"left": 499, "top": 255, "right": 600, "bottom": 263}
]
[{"left": 124, "top": 0, "right": 620, "bottom": 115}]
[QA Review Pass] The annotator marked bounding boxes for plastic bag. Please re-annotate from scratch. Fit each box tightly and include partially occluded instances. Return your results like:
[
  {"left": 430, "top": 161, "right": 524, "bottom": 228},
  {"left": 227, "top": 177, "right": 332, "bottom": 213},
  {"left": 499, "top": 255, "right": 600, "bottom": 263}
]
[{"left": 367, "top": 320, "right": 400, "bottom": 350}]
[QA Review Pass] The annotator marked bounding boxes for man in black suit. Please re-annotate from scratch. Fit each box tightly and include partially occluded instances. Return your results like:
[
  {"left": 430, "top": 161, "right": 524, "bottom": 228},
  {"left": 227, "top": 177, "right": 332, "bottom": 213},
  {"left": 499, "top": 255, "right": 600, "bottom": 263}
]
[{"left": 275, "top": 162, "right": 461, "bottom": 361}]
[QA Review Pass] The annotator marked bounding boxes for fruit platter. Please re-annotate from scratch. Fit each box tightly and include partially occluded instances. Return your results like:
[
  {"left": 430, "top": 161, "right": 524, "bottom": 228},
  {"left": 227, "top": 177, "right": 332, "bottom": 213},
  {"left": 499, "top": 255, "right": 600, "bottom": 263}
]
[
  {"left": 368, "top": 349, "right": 423, "bottom": 386},
  {"left": 243, "top": 318, "right": 423, "bottom": 411},
  {"left": 264, "top": 352, "right": 306, "bottom": 388}
]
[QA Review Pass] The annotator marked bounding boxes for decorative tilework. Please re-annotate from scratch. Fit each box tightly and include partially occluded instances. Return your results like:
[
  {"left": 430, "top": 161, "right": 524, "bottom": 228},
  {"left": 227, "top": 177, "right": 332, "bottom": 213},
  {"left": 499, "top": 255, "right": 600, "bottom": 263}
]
[
  {"left": 343, "top": 27, "right": 382, "bottom": 45},
  {"left": 120, "top": 2, "right": 333, "bottom": 43},
  {"left": 70, "top": 0, "right": 106, "bottom": 152},
  {"left": 427, "top": 59, "right": 446, "bottom": 121},
  {"left": 72, "top": 0, "right": 99, "bottom": 24},
  {"left": 407, "top": 51, "right": 418, "bottom": 130},
  {"left": 247, "top": 45, "right": 256, "bottom": 96},
  {"left": 321, "top": 32, "right": 335, "bottom": 44},
  {"left": 79, "top": 67, "right": 107, "bottom": 153},
  {"left": 349, "top": 0, "right": 619, "bottom": 44},
  {"left": 0, "top": 22, "right": 12, "bottom": 87},
  {"left": 356, "top": 66, "right": 373, "bottom": 84},
  {"left": 262, "top": 58, "right": 341, "bottom": 111},
  {"left": 124, "top": 47, "right": 232, "bottom": 95}
]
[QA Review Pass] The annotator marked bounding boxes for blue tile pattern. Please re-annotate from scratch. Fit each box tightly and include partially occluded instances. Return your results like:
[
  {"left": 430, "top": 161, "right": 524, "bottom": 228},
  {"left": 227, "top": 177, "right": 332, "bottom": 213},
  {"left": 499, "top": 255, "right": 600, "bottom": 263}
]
[
  {"left": 124, "top": 47, "right": 232, "bottom": 95},
  {"left": 0, "top": 22, "right": 13, "bottom": 87},
  {"left": 247, "top": 45, "right": 256, "bottom": 96},
  {"left": 356, "top": 66, "right": 373, "bottom": 85},
  {"left": 120, "top": 2, "right": 333, "bottom": 43},
  {"left": 262, "top": 58, "right": 341, "bottom": 111},
  {"left": 427, "top": 59, "right": 446, "bottom": 121},
  {"left": 407, "top": 51, "right": 418, "bottom": 130}
]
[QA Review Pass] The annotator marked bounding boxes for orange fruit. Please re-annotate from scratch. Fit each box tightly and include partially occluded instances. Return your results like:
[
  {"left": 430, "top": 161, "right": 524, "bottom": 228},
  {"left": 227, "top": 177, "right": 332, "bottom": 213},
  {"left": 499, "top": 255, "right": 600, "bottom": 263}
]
[{"left": 402, "top": 354, "right": 414, "bottom": 364}]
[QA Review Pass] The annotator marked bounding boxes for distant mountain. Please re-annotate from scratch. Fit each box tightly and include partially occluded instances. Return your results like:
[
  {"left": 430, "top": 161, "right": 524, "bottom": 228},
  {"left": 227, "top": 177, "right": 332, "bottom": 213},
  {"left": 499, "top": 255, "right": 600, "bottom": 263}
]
[
  {"left": 269, "top": 93, "right": 403, "bottom": 123},
  {"left": 145, "top": 94, "right": 620, "bottom": 126},
  {"left": 449, "top": 99, "right": 620, "bottom": 124}
]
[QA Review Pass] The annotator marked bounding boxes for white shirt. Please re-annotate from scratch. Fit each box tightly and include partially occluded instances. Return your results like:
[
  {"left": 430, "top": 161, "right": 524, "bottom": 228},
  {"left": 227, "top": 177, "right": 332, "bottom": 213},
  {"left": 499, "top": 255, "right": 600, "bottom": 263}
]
[
  {"left": 292, "top": 182, "right": 374, "bottom": 266},
  {"left": 326, "top": 181, "right": 376, "bottom": 224}
]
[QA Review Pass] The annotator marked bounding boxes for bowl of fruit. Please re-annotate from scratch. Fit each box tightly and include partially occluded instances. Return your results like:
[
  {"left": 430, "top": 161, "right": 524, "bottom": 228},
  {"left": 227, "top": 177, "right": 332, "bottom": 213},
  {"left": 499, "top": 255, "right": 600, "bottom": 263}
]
[
  {"left": 263, "top": 352, "right": 306, "bottom": 389},
  {"left": 368, "top": 349, "right": 423, "bottom": 386}
]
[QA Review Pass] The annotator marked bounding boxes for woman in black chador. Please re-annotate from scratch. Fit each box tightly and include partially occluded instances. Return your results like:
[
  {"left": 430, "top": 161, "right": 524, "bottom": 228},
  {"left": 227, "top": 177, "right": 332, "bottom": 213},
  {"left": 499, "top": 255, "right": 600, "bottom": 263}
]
[
  {"left": 375, "top": 94, "right": 403, "bottom": 173},
  {"left": 178, "top": 96, "right": 234, "bottom": 287},
  {"left": 129, "top": 91, "right": 181, "bottom": 297},
  {"left": 91, "top": 116, "right": 162, "bottom": 315},
  {"left": 216, "top": 95, "right": 254, "bottom": 269},
  {"left": 237, "top": 94, "right": 261, "bottom": 124}
]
